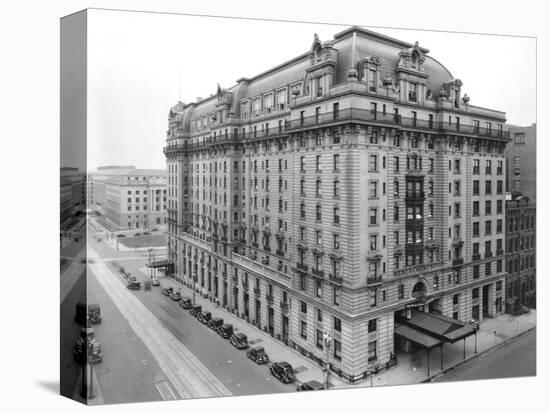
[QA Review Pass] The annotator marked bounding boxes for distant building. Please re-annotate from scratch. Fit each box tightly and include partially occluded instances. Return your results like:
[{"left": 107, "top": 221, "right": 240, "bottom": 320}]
[
  {"left": 89, "top": 166, "right": 168, "bottom": 230},
  {"left": 505, "top": 124, "right": 536, "bottom": 200},
  {"left": 60, "top": 167, "right": 85, "bottom": 223},
  {"left": 505, "top": 195, "right": 536, "bottom": 313}
]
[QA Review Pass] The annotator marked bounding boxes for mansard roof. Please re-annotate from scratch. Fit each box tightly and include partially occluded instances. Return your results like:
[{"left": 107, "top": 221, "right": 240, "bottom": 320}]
[{"left": 177, "top": 26, "right": 458, "bottom": 121}]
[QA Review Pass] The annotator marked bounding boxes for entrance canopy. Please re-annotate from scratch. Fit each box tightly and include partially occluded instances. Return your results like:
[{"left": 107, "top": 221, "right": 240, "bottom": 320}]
[
  {"left": 147, "top": 260, "right": 174, "bottom": 269},
  {"left": 394, "top": 324, "right": 442, "bottom": 350},
  {"left": 399, "top": 310, "right": 476, "bottom": 343}
]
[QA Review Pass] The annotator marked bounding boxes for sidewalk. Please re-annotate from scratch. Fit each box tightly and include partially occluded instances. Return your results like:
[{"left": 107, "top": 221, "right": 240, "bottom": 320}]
[
  {"left": 154, "top": 275, "right": 346, "bottom": 388},
  {"left": 142, "top": 271, "right": 537, "bottom": 389},
  {"left": 347, "top": 310, "right": 536, "bottom": 388}
]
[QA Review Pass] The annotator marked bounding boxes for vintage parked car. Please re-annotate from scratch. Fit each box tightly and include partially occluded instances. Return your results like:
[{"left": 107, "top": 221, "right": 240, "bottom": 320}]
[
  {"left": 179, "top": 297, "right": 193, "bottom": 309},
  {"left": 151, "top": 278, "right": 160, "bottom": 286},
  {"left": 116, "top": 234, "right": 126, "bottom": 238},
  {"left": 270, "top": 362, "right": 296, "bottom": 383},
  {"left": 207, "top": 317, "right": 224, "bottom": 331},
  {"left": 197, "top": 310, "right": 212, "bottom": 324},
  {"left": 297, "top": 379, "right": 325, "bottom": 391},
  {"left": 229, "top": 332, "right": 249, "bottom": 350},
  {"left": 161, "top": 287, "right": 174, "bottom": 296},
  {"left": 246, "top": 346, "right": 269, "bottom": 364},
  {"left": 218, "top": 323, "right": 234, "bottom": 339},
  {"left": 74, "top": 302, "right": 102, "bottom": 325},
  {"left": 169, "top": 291, "right": 182, "bottom": 301},
  {"left": 127, "top": 280, "right": 141, "bottom": 290},
  {"left": 189, "top": 304, "right": 202, "bottom": 317},
  {"left": 134, "top": 232, "right": 142, "bottom": 237},
  {"left": 73, "top": 326, "right": 103, "bottom": 364}
]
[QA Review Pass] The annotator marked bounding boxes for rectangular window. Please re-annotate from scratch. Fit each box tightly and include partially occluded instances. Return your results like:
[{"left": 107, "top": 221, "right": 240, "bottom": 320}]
[
  {"left": 368, "top": 319, "right": 377, "bottom": 333},
  {"left": 333, "top": 154, "right": 340, "bottom": 171},
  {"left": 333, "top": 317, "right": 341, "bottom": 332},
  {"left": 333, "top": 339, "right": 342, "bottom": 361},
  {"left": 369, "top": 155, "right": 378, "bottom": 172},
  {"left": 369, "top": 181, "right": 378, "bottom": 198},
  {"left": 369, "top": 208, "right": 378, "bottom": 225},
  {"left": 368, "top": 341, "right": 377, "bottom": 362}
]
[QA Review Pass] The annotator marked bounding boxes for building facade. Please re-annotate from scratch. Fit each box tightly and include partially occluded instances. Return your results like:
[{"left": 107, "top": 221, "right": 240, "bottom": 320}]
[
  {"left": 505, "top": 195, "right": 536, "bottom": 313},
  {"left": 164, "top": 27, "right": 509, "bottom": 380},
  {"left": 505, "top": 124, "right": 536, "bottom": 200},
  {"left": 89, "top": 166, "right": 168, "bottom": 230},
  {"left": 60, "top": 167, "right": 86, "bottom": 223}
]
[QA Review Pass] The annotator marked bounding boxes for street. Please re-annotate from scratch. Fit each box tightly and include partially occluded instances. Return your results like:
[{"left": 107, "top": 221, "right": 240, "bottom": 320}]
[
  {"left": 70, "top": 219, "right": 298, "bottom": 403},
  {"left": 434, "top": 329, "right": 536, "bottom": 383}
]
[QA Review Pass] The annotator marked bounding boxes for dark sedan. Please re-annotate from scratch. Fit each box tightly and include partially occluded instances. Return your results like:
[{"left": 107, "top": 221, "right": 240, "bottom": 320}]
[
  {"left": 270, "top": 361, "right": 296, "bottom": 383},
  {"left": 161, "top": 287, "right": 174, "bottom": 296},
  {"left": 246, "top": 346, "right": 269, "bottom": 364},
  {"left": 207, "top": 317, "right": 224, "bottom": 330},
  {"left": 297, "top": 379, "right": 325, "bottom": 391},
  {"left": 230, "top": 332, "right": 249, "bottom": 350}
]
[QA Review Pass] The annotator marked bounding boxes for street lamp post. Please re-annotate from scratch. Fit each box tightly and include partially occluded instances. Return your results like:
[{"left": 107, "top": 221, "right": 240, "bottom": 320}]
[
  {"left": 192, "top": 270, "right": 197, "bottom": 305},
  {"left": 470, "top": 319, "right": 479, "bottom": 354},
  {"left": 323, "top": 331, "right": 332, "bottom": 390},
  {"left": 148, "top": 247, "right": 153, "bottom": 279}
]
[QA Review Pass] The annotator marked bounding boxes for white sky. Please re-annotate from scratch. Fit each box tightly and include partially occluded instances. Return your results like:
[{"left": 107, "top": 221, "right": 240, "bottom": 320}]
[{"left": 87, "top": 9, "right": 536, "bottom": 171}]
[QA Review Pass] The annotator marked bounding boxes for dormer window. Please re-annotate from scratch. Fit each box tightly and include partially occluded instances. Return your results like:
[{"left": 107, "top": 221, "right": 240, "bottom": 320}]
[
  {"left": 253, "top": 97, "right": 261, "bottom": 117},
  {"left": 241, "top": 101, "right": 249, "bottom": 120},
  {"left": 276, "top": 89, "right": 287, "bottom": 110},
  {"left": 316, "top": 77, "right": 323, "bottom": 98},
  {"left": 408, "top": 82, "right": 418, "bottom": 102},
  {"left": 264, "top": 93, "right": 273, "bottom": 114},
  {"left": 368, "top": 69, "right": 377, "bottom": 92}
]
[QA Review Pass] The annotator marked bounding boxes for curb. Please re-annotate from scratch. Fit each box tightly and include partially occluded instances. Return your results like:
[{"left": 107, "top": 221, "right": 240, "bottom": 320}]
[{"left": 421, "top": 326, "right": 536, "bottom": 383}]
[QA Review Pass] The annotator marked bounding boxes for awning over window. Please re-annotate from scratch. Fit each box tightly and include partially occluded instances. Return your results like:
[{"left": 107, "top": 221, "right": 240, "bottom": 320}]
[{"left": 394, "top": 324, "right": 442, "bottom": 349}]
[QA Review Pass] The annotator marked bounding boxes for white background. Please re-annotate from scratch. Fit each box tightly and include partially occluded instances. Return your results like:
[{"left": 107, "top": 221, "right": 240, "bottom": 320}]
[
  {"left": 0, "top": 1, "right": 547, "bottom": 413},
  {"left": 87, "top": 9, "right": 535, "bottom": 170}
]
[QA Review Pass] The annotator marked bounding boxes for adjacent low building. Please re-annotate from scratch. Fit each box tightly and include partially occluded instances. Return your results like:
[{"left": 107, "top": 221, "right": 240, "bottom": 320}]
[
  {"left": 89, "top": 166, "right": 168, "bottom": 230},
  {"left": 506, "top": 124, "right": 536, "bottom": 200},
  {"left": 164, "top": 26, "right": 510, "bottom": 381},
  {"left": 505, "top": 195, "right": 536, "bottom": 313}
]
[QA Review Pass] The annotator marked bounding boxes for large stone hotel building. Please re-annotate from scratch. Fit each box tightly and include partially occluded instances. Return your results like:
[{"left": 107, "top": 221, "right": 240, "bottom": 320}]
[{"left": 163, "top": 26, "right": 509, "bottom": 380}]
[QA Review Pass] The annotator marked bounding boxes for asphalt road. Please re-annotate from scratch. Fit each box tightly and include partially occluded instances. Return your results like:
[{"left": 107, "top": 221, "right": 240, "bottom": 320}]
[
  {"left": 87, "top": 224, "right": 296, "bottom": 398},
  {"left": 87, "top": 266, "right": 170, "bottom": 404},
  {"left": 434, "top": 329, "right": 536, "bottom": 383}
]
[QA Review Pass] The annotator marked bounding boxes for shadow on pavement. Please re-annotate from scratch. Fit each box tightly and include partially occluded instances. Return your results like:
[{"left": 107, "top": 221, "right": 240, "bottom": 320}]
[{"left": 36, "top": 380, "right": 59, "bottom": 395}]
